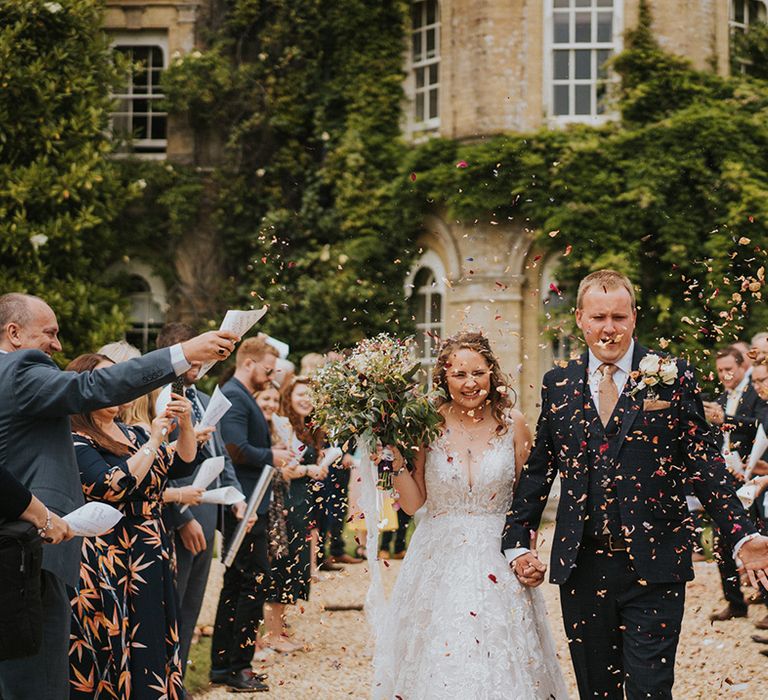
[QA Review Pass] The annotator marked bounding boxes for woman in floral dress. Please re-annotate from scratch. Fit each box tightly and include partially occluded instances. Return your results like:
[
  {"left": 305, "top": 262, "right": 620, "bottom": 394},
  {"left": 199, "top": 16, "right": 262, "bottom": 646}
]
[{"left": 66, "top": 354, "right": 201, "bottom": 700}]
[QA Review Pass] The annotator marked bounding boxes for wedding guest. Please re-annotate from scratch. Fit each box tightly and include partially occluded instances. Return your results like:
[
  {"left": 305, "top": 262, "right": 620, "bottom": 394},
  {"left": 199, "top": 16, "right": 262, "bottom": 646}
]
[
  {"left": 747, "top": 353, "right": 768, "bottom": 631},
  {"left": 735, "top": 340, "right": 754, "bottom": 377},
  {"left": 0, "top": 292, "right": 235, "bottom": 700},
  {"left": 154, "top": 322, "right": 247, "bottom": 674},
  {"left": 66, "top": 353, "right": 201, "bottom": 700},
  {"left": 299, "top": 352, "right": 325, "bottom": 376},
  {"left": 255, "top": 384, "right": 303, "bottom": 652},
  {"left": 268, "top": 376, "right": 328, "bottom": 643},
  {"left": 704, "top": 346, "right": 765, "bottom": 458},
  {"left": 319, "top": 450, "right": 362, "bottom": 566},
  {"left": 705, "top": 346, "right": 768, "bottom": 622},
  {"left": 752, "top": 332, "right": 768, "bottom": 356},
  {"left": 379, "top": 507, "right": 411, "bottom": 560},
  {"left": 210, "top": 337, "right": 292, "bottom": 692},
  {"left": 98, "top": 340, "right": 155, "bottom": 430},
  {"left": 273, "top": 357, "right": 295, "bottom": 388},
  {"left": 0, "top": 467, "right": 69, "bottom": 540}
]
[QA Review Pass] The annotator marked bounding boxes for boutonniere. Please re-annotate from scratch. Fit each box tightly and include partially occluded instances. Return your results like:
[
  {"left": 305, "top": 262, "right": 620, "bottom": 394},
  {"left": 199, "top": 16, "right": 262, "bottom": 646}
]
[{"left": 630, "top": 354, "right": 678, "bottom": 400}]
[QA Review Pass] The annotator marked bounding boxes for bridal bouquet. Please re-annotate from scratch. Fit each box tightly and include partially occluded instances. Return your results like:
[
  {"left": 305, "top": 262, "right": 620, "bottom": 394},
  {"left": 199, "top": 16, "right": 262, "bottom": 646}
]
[{"left": 311, "top": 333, "right": 443, "bottom": 491}]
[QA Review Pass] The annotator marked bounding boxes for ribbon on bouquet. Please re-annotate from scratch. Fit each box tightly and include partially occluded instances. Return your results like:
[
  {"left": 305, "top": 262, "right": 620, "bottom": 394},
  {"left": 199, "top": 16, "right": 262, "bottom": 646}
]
[{"left": 357, "top": 431, "right": 390, "bottom": 642}]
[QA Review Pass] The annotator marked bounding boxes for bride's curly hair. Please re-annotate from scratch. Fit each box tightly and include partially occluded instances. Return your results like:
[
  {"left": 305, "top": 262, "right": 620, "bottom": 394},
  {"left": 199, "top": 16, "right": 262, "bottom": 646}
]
[{"left": 432, "top": 332, "right": 514, "bottom": 434}]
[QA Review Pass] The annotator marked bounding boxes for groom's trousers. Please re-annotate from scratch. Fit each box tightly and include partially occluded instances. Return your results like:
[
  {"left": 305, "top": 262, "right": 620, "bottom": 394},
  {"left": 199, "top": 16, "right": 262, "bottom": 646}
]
[{"left": 559, "top": 542, "right": 685, "bottom": 700}]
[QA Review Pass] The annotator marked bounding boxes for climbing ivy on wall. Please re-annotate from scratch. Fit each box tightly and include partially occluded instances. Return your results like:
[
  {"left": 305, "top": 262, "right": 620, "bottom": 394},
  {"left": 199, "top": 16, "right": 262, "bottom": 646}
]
[{"left": 161, "top": 0, "right": 418, "bottom": 356}]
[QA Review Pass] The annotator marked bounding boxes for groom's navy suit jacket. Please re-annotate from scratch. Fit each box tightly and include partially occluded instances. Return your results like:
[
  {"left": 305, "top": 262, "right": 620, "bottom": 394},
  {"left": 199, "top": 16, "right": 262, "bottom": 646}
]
[{"left": 502, "top": 343, "right": 757, "bottom": 585}]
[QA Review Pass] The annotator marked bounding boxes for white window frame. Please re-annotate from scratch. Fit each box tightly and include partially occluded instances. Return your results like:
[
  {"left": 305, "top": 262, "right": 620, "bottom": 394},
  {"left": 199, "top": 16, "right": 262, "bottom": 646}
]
[
  {"left": 409, "top": 0, "right": 440, "bottom": 134},
  {"left": 730, "top": 0, "right": 768, "bottom": 33},
  {"left": 543, "top": 0, "right": 623, "bottom": 126},
  {"left": 405, "top": 250, "right": 446, "bottom": 374},
  {"left": 109, "top": 32, "right": 169, "bottom": 159}
]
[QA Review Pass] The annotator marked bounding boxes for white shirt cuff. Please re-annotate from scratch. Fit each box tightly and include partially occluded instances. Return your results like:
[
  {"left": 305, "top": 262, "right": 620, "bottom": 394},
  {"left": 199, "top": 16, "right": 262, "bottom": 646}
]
[
  {"left": 733, "top": 532, "right": 761, "bottom": 564},
  {"left": 504, "top": 547, "right": 530, "bottom": 565},
  {"left": 170, "top": 344, "right": 191, "bottom": 375}
]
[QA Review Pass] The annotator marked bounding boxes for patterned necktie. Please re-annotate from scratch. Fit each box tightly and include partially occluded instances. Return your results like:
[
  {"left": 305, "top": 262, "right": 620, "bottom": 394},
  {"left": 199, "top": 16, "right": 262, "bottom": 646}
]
[
  {"left": 185, "top": 387, "right": 203, "bottom": 425},
  {"left": 598, "top": 363, "right": 619, "bottom": 427}
]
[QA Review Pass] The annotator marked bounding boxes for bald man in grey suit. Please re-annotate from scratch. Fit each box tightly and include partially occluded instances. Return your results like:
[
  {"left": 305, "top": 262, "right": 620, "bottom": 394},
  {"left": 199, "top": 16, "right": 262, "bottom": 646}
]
[{"left": 0, "top": 293, "right": 238, "bottom": 700}]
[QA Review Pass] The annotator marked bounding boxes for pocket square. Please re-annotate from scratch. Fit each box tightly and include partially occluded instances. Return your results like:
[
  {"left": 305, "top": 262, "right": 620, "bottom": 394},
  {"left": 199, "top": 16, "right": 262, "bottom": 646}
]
[{"left": 644, "top": 399, "right": 671, "bottom": 411}]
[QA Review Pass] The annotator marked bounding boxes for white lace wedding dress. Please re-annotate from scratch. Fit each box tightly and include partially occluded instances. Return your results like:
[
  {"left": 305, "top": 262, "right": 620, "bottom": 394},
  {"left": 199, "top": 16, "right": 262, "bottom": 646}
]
[{"left": 371, "top": 427, "right": 569, "bottom": 700}]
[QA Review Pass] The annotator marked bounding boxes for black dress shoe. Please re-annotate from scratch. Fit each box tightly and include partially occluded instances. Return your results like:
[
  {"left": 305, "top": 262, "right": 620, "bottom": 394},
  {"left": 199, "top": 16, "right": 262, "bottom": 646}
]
[
  {"left": 760, "top": 649, "right": 768, "bottom": 658},
  {"left": 211, "top": 669, "right": 268, "bottom": 685},
  {"left": 209, "top": 670, "right": 230, "bottom": 685},
  {"left": 753, "top": 634, "right": 768, "bottom": 645},
  {"left": 226, "top": 669, "right": 269, "bottom": 692}
]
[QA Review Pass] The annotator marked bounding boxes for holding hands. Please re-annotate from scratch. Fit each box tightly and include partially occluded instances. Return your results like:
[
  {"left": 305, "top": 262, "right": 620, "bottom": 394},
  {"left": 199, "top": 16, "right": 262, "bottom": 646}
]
[{"left": 511, "top": 532, "right": 547, "bottom": 588}]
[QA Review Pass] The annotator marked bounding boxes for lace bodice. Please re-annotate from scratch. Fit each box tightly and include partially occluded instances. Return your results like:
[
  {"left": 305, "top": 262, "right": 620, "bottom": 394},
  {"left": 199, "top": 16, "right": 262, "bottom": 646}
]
[
  {"left": 424, "top": 427, "right": 517, "bottom": 516},
  {"left": 371, "top": 420, "right": 570, "bottom": 699}
]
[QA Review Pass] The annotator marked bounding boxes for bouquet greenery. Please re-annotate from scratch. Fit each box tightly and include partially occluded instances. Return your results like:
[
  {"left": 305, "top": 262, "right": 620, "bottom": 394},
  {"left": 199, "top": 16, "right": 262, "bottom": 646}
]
[{"left": 311, "top": 334, "right": 443, "bottom": 490}]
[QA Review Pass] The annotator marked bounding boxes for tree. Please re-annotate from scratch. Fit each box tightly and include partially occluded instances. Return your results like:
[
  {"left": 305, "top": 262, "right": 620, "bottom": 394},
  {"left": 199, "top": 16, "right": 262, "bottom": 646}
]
[
  {"left": 0, "top": 0, "right": 137, "bottom": 361},
  {"left": 161, "top": 0, "right": 415, "bottom": 356}
]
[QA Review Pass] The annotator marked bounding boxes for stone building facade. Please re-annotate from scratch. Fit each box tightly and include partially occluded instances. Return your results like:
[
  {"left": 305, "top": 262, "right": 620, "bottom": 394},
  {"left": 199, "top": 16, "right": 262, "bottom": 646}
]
[{"left": 103, "top": 0, "right": 758, "bottom": 412}]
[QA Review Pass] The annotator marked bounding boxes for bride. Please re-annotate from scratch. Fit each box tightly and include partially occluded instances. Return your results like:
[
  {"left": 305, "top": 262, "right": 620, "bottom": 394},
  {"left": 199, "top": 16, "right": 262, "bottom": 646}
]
[{"left": 371, "top": 332, "right": 569, "bottom": 699}]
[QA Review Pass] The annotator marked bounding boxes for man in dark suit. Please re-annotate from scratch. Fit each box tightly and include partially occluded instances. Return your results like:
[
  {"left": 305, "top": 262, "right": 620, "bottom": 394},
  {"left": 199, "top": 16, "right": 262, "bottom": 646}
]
[
  {"left": 704, "top": 345, "right": 765, "bottom": 458},
  {"left": 0, "top": 293, "right": 237, "bottom": 700},
  {"left": 154, "top": 322, "right": 248, "bottom": 673},
  {"left": 503, "top": 271, "right": 768, "bottom": 700},
  {"left": 704, "top": 345, "right": 768, "bottom": 622},
  {"left": 209, "top": 336, "right": 293, "bottom": 693}
]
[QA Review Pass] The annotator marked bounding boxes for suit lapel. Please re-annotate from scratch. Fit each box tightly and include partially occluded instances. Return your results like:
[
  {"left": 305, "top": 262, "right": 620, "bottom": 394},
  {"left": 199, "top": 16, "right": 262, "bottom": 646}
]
[
  {"left": 564, "top": 353, "right": 589, "bottom": 452},
  {"left": 609, "top": 343, "right": 647, "bottom": 459}
]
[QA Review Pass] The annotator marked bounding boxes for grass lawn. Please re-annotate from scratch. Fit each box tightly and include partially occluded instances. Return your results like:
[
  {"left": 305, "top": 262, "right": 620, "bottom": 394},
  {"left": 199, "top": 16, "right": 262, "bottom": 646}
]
[{"left": 185, "top": 637, "right": 212, "bottom": 697}]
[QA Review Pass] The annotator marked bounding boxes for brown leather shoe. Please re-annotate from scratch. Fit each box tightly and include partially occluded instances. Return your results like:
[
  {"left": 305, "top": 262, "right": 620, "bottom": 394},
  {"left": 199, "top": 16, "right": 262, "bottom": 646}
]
[
  {"left": 330, "top": 553, "right": 364, "bottom": 564},
  {"left": 709, "top": 605, "right": 748, "bottom": 622},
  {"left": 391, "top": 550, "right": 407, "bottom": 560},
  {"left": 378, "top": 550, "right": 390, "bottom": 560},
  {"left": 755, "top": 614, "right": 768, "bottom": 630}
]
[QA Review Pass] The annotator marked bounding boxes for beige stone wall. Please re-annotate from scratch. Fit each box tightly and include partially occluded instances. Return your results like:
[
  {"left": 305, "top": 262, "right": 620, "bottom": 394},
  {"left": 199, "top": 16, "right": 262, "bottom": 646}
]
[
  {"left": 439, "top": 0, "right": 544, "bottom": 138},
  {"left": 415, "top": 216, "right": 563, "bottom": 420},
  {"left": 628, "top": 0, "right": 730, "bottom": 75}
]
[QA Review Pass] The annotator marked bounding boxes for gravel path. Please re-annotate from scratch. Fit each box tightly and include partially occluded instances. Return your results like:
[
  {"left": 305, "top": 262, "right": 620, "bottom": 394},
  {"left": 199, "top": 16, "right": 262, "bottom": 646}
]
[{"left": 195, "top": 524, "right": 765, "bottom": 698}]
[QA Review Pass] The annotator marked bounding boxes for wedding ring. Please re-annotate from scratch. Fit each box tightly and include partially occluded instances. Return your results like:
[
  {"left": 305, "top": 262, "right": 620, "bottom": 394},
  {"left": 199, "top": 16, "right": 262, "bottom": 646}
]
[{"left": 218, "top": 348, "right": 226, "bottom": 356}]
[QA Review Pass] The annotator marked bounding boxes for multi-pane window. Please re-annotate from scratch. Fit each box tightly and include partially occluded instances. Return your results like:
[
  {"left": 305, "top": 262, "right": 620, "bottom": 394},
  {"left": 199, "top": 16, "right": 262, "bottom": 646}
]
[
  {"left": 411, "top": 0, "right": 440, "bottom": 129},
  {"left": 731, "top": 0, "right": 767, "bottom": 33},
  {"left": 550, "top": 0, "right": 619, "bottom": 120},
  {"left": 412, "top": 268, "right": 443, "bottom": 373},
  {"left": 111, "top": 44, "right": 167, "bottom": 155},
  {"left": 125, "top": 275, "right": 165, "bottom": 353}
]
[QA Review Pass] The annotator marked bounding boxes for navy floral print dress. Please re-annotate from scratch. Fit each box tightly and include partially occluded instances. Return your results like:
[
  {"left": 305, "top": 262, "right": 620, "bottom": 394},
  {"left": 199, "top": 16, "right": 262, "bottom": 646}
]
[{"left": 68, "top": 424, "right": 194, "bottom": 700}]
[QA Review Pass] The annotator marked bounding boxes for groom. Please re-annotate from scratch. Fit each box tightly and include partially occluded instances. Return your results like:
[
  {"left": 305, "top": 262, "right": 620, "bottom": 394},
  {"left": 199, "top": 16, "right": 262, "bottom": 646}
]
[{"left": 503, "top": 269, "right": 768, "bottom": 699}]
